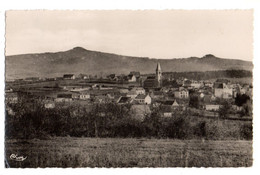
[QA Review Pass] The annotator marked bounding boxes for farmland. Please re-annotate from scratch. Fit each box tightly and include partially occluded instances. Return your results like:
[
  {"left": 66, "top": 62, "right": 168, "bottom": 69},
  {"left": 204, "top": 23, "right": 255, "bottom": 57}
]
[{"left": 5, "top": 137, "right": 252, "bottom": 168}]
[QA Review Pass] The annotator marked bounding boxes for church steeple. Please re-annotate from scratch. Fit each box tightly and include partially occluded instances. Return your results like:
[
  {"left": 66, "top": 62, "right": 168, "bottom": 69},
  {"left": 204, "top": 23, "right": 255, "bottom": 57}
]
[
  {"left": 156, "top": 62, "right": 161, "bottom": 73},
  {"left": 156, "top": 62, "right": 162, "bottom": 87}
]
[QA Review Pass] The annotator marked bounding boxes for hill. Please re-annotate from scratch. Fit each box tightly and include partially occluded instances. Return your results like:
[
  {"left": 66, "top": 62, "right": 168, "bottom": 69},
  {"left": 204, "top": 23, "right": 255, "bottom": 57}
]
[{"left": 5, "top": 47, "right": 253, "bottom": 79}]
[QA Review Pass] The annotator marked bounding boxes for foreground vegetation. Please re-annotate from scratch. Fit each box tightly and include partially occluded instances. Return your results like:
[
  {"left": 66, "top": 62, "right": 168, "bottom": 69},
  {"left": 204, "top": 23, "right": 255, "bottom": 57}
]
[
  {"left": 5, "top": 97, "right": 253, "bottom": 167},
  {"left": 5, "top": 137, "right": 252, "bottom": 167},
  {"left": 5, "top": 97, "right": 252, "bottom": 140}
]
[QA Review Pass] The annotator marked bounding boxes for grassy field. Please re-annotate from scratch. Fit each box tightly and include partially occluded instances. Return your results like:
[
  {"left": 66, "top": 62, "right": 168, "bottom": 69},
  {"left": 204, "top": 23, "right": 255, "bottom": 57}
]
[{"left": 5, "top": 137, "right": 252, "bottom": 168}]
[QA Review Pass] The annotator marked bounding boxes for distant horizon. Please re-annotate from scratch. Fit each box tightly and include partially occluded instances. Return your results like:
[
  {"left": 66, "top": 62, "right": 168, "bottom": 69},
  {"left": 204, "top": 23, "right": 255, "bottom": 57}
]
[{"left": 5, "top": 46, "right": 252, "bottom": 62}]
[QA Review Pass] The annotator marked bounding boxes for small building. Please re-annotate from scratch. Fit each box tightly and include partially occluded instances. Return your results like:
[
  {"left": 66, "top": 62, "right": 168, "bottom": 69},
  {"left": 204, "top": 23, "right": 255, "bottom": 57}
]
[
  {"left": 130, "top": 71, "right": 141, "bottom": 79},
  {"left": 6, "top": 106, "right": 15, "bottom": 116},
  {"left": 44, "top": 101, "right": 55, "bottom": 109},
  {"left": 232, "top": 105, "right": 243, "bottom": 112},
  {"left": 119, "top": 88, "right": 129, "bottom": 94},
  {"left": 163, "top": 100, "right": 179, "bottom": 107},
  {"left": 130, "top": 87, "right": 146, "bottom": 95},
  {"left": 117, "top": 96, "right": 133, "bottom": 104},
  {"left": 183, "top": 80, "right": 192, "bottom": 87},
  {"left": 5, "top": 92, "right": 18, "bottom": 104},
  {"left": 63, "top": 74, "right": 76, "bottom": 80},
  {"left": 135, "top": 94, "right": 152, "bottom": 104},
  {"left": 204, "top": 81, "right": 214, "bottom": 88},
  {"left": 150, "top": 91, "right": 164, "bottom": 99},
  {"left": 191, "top": 81, "right": 203, "bottom": 89},
  {"left": 214, "top": 82, "right": 233, "bottom": 99},
  {"left": 55, "top": 94, "right": 73, "bottom": 102},
  {"left": 162, "top": 106, "right": 174, "bottom": 117},
  {"left": 205, "top": 104, "right": 221, "bottom": 111},
  {"left": 79, "top": 92, "right": 90, "bottom": 100},
  {"left": 93, "top": 95, "right": 109, "bottom": 103},
  {"left": 126, "top": 91, "right": 138, "bottom": 99},
  {"left": 127, "top": 74, "right": 137, "bottom": 82},
  {"left": 174, "top": 89, "right": 189, "bottom": 99},
  {"left": 107, "top": 74, "right": 118, "bottom": 81}
]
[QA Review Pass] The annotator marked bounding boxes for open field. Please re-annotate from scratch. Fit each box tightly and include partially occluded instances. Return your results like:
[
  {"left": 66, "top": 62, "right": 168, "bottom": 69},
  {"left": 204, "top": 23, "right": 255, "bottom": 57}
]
[{"left": 5, "top": 137, "right": 252, "bottom": 168}]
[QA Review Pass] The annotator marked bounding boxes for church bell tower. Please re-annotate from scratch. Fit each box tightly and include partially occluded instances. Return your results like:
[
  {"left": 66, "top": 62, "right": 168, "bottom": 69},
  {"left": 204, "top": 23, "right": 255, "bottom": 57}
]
[{"left": 156, "top": 62, "right": 162, "bottom": 87}]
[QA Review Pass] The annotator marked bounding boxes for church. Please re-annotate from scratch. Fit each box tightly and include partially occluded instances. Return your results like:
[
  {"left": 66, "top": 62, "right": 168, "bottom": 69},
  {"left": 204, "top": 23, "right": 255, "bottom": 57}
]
[{"left": 143, "top": 62, "right": 162, "bottom": 89}]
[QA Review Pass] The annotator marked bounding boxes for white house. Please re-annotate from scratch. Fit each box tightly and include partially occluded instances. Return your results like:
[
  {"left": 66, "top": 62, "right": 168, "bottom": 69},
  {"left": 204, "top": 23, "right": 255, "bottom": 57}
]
[
  {"left": 127, "top": 74, "right": 137, "bottom": 82},
  {"left": 191, "top": 81, "right": 203, "bottom": 89},
  {"left": 131, "top": 87, "right": 146, "bottom": 95},
  {"left": 44, "top": 102, "right": 55, "bottom": 109},
  {"left": 174, "top": 89, "right": 189, "bottom": 99},
  {"left": 205, "top": 104, "right": 221, "bottom": 111},
  {"left": 79, "top": 92, "right": 90, "bottom": 100},
  {"left": 63, "top": 74, "right": 76, "bottom": 80},
  {"left": 214, "top": 83, "right": 233, "bottom": 99},
  {"left": 135, "top": 94, "right": 152, "bottom": 104}
]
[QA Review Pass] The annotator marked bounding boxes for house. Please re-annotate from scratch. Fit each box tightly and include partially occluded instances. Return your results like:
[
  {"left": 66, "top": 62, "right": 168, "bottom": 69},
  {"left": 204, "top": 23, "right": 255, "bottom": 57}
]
[
  {"left": 72, "top": 93, "right": 80, "bottom": 99},
  {"left": 202, "top": 94, "right": 216, "bottom": 103},
  {"left": 44, "top": 101, "right": 55, "bottom": 109},
  {"left": 161, "top": 106, "right": 174, "bottom": 117},
  {"left": 191, "top": 81, "right": 203, "bottom": 89},
  {"left": 117, "top": 96, "right": 133, "bottom": 104},
  {"left": 130, "top": 71, "right": 141, "bottom": 79},
  {"left": 214, "top": 82, "right": 233, "bottom": 99},
  {"left": 107, "top": 74, "right": 118, "bottom": 81},
  {"left": 127, "top": 74, "right": 137, "bottom": 82},
  {"left": 183, "top": 80, "right": 192, "bottom": 87},
  {"left": 160, "top": 87, "right": 170, "bottom": 93},
  {"left": 5, "top": 87, "right": 13, "bottom": 93},
  {"left": 130, "top": 87, "right": 146, "bottom": 95},
  {"left": 150, "top": 91, "right": 164, "bottom": 99},
  {"left": 6, "top": 106, "right": 15, "bottom": 116},
  {"left": 204, "top": 81, "right": 214, "bottom": 88},
  {"left": 93, "top": 95, "right": 109, "bottom": 103},
  {"left": 5, "top": 92, "right": 18, "bottom": 104},
  {"left": 143, "top": 63, "right": 163, "bottom": 89},
  {"left": 199, "top": 93, "right": 205, "bottom": 99},
  {"left": 126, "top": 91, "right": 138, "bottom": 99},
  {"left": 174, "top": 89, "right": 189, "bottom": 99},
  {"left": 143, "top": 76, "right": 159, "bottom": 89},
  {"left": 205, "top": 104, "right": 221, "bottom": 111},
  {"left": 55, "top": 94, "right": 73, "bottom": 102},
  {"left": 232, "top": 105, "right": 243, "bottom": 112},
  {"left": 119, "top": 88, "right": 129, "bottom": 94},
  {"left": 79, "top": 92, "right": 90, "bottom": 100},
  {"left": 163, "top": 100, "right": 179, "bottom": 107},
  {"left": 78, "top": 74, "right": 90, "bottom": 80},
  {"left": 135, "top": 94, "right": 152, "bottom": 104},
  {"left": 63, "top": 74, "right": 76, "bottom": 80}
]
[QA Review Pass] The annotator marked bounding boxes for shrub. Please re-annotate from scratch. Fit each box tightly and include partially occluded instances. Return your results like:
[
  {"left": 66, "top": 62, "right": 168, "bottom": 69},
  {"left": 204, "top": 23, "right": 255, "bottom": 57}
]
[{"left": 240, "top": 123, "right": 253, "bottom": 140}]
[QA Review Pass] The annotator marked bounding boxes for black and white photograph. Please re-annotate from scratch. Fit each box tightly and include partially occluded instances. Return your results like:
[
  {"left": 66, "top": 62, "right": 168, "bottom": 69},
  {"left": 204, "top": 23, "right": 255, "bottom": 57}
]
[{"left": 3, "top": 9, "right": 255, "bottom": 168}]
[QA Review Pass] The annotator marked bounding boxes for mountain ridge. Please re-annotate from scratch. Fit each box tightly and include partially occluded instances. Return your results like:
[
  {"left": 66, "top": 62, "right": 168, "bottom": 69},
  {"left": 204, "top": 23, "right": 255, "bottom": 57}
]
[{"left": 5, "top": 47, "right": 253, "bottom": 79}]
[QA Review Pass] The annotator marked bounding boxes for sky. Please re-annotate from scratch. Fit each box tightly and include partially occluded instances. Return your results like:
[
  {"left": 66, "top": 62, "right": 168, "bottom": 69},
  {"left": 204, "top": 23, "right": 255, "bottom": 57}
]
[{"left": 5, "top": 10, "right": 253, "bottom": 61}]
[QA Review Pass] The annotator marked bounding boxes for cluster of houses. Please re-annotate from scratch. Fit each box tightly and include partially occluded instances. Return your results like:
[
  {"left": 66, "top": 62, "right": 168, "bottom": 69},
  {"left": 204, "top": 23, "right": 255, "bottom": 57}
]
[{"left": 5, "top": 62, "right": 252, "bottom": 119}]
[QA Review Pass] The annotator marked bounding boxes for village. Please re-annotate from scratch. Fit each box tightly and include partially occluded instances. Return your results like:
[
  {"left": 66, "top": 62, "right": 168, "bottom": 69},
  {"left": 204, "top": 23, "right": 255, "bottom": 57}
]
[{"left": 5, "top": 62, "right": 253, "bottom": 121}]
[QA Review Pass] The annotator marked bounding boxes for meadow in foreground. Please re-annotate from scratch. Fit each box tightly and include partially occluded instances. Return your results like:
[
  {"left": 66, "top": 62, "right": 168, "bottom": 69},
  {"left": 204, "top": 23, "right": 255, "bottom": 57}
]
[{"left": 5, "top": 137, "right": 252, "bottom": 168}]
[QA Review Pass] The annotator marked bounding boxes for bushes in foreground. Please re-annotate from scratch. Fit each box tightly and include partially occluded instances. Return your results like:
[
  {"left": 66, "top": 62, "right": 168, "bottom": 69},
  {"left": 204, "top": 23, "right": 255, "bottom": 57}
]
[{"left": 5, "top": 99, "right": 252, "bottom": 140}]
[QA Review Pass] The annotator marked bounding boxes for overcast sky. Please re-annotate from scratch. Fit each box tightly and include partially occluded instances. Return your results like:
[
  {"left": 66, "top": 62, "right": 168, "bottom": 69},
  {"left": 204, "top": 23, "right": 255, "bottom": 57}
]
[{"left": 5, "top": 10, "right": 253, "bottom": 61}]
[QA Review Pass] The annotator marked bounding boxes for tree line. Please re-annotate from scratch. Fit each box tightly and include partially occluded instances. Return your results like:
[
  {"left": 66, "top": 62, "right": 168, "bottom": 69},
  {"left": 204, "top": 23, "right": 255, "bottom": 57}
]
[
  {"left": 5, "top": 96, "right": 252, "bottom": 140},
  {"left": 163, "top": 69, "right": 252, "bottom": 80}
]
